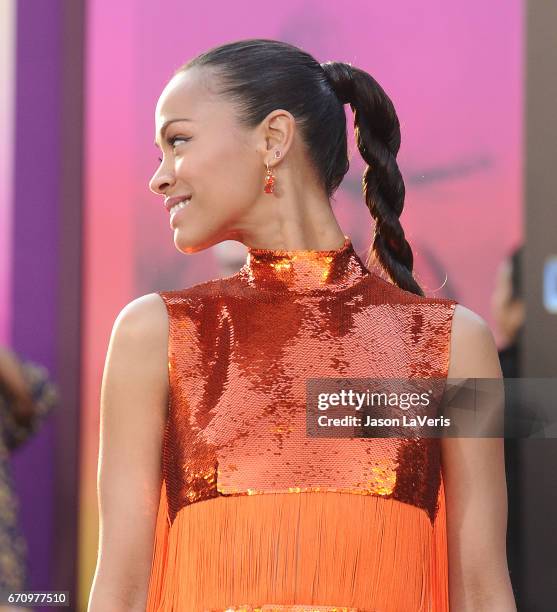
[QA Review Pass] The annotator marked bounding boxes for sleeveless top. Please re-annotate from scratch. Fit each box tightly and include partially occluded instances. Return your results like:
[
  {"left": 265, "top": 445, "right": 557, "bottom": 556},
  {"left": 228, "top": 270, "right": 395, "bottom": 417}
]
[{"left": 146, "top": 235, "right": 458, "bottom": 612}]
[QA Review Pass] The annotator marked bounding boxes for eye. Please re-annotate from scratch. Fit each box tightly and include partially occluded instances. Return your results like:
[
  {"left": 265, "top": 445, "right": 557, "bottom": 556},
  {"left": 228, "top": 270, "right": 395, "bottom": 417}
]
[
  {"left": 155, "top": 136, "right": 191, "bottom": 165},
  {"left": 168, "top": 135, "right": 191, "bottom": 147}
]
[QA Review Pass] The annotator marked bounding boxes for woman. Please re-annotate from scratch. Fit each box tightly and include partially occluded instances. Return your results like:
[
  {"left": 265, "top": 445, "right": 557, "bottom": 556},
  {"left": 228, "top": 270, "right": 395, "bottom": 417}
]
[
  {"left": 0, "top": 347, "right": 58, "bottom": 612},
  {"left": 88, "top": 39, "right": 515, "bottom": 611},
  {"left": 491, "top": 245, "right": 525, "bottom": 607}
]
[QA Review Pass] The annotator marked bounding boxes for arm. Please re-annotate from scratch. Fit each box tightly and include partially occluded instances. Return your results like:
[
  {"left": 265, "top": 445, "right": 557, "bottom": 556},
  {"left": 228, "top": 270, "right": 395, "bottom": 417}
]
[
  {"left": 0, "top": 347, "right": 35, "bottom": 424},
  {"left": 0, "top": 349, "right": 58, "bottom": 450},
  {"left": 442, "top": 304, "right": 516, "bottom": 611},
  {"left": 87, "top": 293, "right": 169, "bottom": 612}
]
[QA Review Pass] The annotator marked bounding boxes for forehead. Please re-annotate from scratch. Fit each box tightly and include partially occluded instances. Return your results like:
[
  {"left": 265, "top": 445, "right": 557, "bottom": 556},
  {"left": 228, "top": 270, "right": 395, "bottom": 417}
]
[{"left": 155, "top": 68, "right": 221, "bottom": 130}]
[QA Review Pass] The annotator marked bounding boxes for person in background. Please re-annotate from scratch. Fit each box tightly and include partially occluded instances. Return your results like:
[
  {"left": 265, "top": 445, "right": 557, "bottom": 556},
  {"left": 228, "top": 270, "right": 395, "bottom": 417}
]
[
  {"left": 492, "top": 246, "right": 524, "bottom": 378},
  {"left": 491, "top": 245, "right": 524, "bottom": 607},
  {"left": 0, "top": 347, "right": 58, "bottom": 612}
]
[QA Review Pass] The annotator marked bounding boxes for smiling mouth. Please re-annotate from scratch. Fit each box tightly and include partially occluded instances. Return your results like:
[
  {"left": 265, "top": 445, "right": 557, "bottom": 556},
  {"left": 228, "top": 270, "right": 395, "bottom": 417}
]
[{"left": 169, "top": 197, "right": 192, "bottom": 215}]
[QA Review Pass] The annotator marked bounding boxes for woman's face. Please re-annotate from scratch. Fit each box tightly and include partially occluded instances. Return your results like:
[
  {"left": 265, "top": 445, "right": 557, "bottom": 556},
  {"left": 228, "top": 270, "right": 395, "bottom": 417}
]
[{"left": 150, "top": 67, "right": 265, "bottom": 253}]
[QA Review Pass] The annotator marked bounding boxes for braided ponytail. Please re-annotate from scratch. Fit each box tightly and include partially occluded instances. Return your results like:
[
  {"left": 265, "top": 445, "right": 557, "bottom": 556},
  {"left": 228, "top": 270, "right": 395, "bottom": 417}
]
[
  {"left": 321, "top": 61, "right": 424, "bottom": 297},
  {"left": 182, "top": 40, "right": 423, "bottom": 295}
]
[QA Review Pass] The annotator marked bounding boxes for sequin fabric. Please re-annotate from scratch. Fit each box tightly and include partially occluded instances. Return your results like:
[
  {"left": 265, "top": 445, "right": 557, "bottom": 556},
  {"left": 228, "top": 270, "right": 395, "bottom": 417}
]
[
  {"left": 159, "top": 235, "right": 457, "bottom": 527},
  {"left": 216, "top": 606, "right": 364, "bottom": 611}
]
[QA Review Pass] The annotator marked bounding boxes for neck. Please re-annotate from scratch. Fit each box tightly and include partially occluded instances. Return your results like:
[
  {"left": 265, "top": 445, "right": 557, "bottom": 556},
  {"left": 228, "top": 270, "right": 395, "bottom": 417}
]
[{"left": 239, "top": 234, "right": 370, "bottom": 293}]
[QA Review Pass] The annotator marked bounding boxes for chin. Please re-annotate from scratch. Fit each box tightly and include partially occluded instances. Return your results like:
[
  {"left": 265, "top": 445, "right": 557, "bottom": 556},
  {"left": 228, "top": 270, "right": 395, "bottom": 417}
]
[{"left": 173, "top": 229, "right": 218, "bottom": 255}]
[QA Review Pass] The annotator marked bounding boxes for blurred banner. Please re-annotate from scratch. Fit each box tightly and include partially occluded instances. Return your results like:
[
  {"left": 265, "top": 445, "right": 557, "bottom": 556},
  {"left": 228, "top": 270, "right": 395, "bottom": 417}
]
[
  {"left": 0, "top": 0, "right": 15, "bottom": 345},
  {"left": 0, "top": 0, "right": 523, "bottom": 609}
]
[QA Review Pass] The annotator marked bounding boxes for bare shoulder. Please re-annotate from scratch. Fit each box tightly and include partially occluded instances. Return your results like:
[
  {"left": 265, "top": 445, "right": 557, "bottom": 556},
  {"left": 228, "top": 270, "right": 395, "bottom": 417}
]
[
  {"left": 441, "top": 306, "right": 516, "bottom": 609},
  {"left": 450, "top": 303, "right": 491, "bottom": 338},
  {"left": 448, "top": 304, "right": 502, "bottom": 379},
  {"left": 112, "top": 292, "right": 168, "bottom": 345},
  {"left": 91, "top": 294, "right": 170, "bottom": 610},
  {"left": 102, "top": 292, "right": 169, "bottom": 416}
]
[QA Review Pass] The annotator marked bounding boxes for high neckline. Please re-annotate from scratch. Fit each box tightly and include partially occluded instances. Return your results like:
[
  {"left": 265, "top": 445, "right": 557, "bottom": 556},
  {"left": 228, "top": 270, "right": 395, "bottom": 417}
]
[{"left": 239, "top": 235, "right": 370, "bottom": 293}]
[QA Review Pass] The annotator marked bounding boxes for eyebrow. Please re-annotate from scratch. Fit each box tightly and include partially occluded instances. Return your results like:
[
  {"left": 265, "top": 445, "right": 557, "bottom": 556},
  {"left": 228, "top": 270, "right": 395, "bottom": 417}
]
[{"left": 154, "top": 118, "right": 193, "bottom": 148}]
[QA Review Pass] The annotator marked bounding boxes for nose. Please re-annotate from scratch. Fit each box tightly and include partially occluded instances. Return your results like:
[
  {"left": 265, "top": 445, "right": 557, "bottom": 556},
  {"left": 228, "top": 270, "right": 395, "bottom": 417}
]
[{"left": 149, "top": 163, "right": 176, "bottom": 195}]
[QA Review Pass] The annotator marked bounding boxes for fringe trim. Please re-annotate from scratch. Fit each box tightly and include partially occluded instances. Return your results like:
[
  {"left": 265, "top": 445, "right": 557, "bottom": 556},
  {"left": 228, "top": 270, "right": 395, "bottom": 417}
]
[
  {"left": 146, "top": 480, "right": 170, "bottom": 611},
  {"left": 146, "top": 486, "right": 449, "bottom": 611},
  {"left": 430, "top": 477, "right": 450, "bottom": 611}
]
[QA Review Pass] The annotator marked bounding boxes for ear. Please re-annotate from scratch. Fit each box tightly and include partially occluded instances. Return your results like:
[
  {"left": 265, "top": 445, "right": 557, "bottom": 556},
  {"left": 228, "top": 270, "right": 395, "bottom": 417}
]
[{"left": 257, "top": 109, "right": 296, "bottom": 165}]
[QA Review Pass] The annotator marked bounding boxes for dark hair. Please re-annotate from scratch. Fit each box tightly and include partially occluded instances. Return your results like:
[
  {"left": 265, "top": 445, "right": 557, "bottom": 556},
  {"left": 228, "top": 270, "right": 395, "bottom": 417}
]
[
  {"left": 177, "top": 38, "right": 424, "bottom": 296},
  {"left": 508, "top": 245, "right": 523, "bottom": 302}
]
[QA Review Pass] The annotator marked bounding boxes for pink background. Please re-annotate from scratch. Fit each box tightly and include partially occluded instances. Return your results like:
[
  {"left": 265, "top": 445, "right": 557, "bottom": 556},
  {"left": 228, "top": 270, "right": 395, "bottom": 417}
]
[{"left": 78, "top": 0, "right": 523, "bottom": 606}]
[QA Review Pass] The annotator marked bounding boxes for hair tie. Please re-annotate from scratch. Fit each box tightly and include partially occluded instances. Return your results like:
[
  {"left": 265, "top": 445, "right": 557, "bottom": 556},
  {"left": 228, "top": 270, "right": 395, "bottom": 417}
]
[{"left": 320, "top": 61, "right": 354, "bottom": 105}]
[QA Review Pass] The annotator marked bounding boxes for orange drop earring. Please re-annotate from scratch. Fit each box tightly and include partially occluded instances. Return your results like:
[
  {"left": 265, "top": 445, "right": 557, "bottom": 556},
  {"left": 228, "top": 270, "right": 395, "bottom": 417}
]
[
  {"left": 263, "top": 150, "right": 281, "bottom": 194},
  {"left": 264, "top": 162, "right": 275, "bottom": 194}
]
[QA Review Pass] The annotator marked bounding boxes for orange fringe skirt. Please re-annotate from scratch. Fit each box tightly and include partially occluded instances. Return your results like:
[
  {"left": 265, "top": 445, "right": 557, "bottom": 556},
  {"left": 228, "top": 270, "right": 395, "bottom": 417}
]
[{"left": 146, "top": 480, "right": 449, "bottom": 611}]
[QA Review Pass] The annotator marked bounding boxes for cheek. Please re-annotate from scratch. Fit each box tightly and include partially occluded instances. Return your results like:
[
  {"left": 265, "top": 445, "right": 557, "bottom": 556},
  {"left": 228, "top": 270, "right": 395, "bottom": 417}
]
[
  {"left": 181, "top": 140, "right": 257, "bottom": 181},
  {"left": 173, "top": 158, "right": 260, "bottom": 233},
  {"left": 209, "top": 129, "right": 262, "bottom": 198},
  {"left": 222, "top": 157, "right": 261, "bottom": 198},
  {"left": 191, "top": 149, "right": 261, "bottom": 206}
]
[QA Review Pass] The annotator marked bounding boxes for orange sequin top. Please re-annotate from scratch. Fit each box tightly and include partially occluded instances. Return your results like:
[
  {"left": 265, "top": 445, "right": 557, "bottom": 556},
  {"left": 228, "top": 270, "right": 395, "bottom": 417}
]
[{"left": 146, "top": 235, "right": 457, "bottom": 612}]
